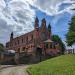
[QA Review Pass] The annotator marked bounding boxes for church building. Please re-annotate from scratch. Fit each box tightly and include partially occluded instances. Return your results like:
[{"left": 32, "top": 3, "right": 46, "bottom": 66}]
[{"left": 6, "top": 17, "right": 60, "bottom": 57}]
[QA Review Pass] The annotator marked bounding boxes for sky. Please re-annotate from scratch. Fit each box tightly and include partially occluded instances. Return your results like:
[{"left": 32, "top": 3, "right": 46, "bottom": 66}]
[{"left": 0, "top": 0, "right": 75, "bottom": 48}]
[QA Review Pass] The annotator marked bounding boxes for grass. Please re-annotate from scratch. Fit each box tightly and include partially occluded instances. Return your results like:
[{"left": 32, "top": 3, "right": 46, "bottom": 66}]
[{"left": 27, "top": 54, "right": 75, "bottom": 75}]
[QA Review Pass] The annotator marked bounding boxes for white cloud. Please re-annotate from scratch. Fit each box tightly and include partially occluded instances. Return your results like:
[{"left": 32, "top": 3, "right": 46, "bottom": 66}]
[
  {"left": 30, "top": 0, "right": 75, "bottom": 15},
  {"left": 0, "top": 0, "right": 35, "bottom": 44},
  {"left": 0, "top": 0, "right": 6, "bottom": 11},
  {"left": 0, "top": 0, "right": 75, "bottom": 44}
]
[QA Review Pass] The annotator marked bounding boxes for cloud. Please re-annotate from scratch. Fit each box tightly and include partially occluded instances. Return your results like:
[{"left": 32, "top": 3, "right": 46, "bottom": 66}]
[
  {"left": 30, "top": 0, "right": 75, "bottom": 15},
  {"left": 31, "top": 0, "right": 75, "bottom": 41},
  {"left": 0, "top": 0, "right": 75, "bottom": 45},
  {"left": 0, "top": 0, "right": 35, "bottom": 44},
  {"left": 0, "top": 0, "right": 6, "bottom": 11}
]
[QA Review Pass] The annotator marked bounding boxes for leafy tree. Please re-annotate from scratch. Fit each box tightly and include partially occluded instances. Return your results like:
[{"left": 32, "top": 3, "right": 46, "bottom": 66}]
[
  {"left": 0, "top": 43, "right": 4, "bottom": 53},
  {"left": 52, "top": 35, "right": 65, "bottom": 54},
  {"left": 66, "top": 16, "right": 75, "bottom": 46}
]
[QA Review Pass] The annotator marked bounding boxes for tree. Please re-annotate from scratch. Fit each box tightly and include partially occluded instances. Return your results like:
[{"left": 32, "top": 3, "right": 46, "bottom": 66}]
[
  {"left": 66, "top": 16, "right": 75, "bottom": 46},
  {"left": 52, "top": 35, "right": 65, "bottom": 54},
  {"left": 0, "top": 43, "right": 4, "bottom": 53}
]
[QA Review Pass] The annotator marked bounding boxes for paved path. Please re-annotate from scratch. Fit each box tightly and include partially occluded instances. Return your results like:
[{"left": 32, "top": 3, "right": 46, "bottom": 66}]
[{"left": 0, "top": 65, "right": 29, "bottom": 75}]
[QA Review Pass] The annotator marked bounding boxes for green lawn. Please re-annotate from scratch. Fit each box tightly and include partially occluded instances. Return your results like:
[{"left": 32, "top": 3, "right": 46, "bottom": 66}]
[{"left": 27, "top": 54, "right": 75, "bottom": 75}]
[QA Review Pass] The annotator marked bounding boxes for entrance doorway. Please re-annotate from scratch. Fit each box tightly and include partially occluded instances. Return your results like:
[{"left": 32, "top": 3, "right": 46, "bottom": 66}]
[{"left": 36, "top": 47, "right": 42, "bottom": 62}]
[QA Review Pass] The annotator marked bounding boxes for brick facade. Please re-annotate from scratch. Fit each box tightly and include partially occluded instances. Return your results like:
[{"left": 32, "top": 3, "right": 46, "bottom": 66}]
[{"left": 6, "top": 17, "right": 60, "bottom": 56}]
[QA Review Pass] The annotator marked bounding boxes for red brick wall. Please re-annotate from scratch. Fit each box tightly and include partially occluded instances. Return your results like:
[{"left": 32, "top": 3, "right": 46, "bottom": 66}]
[{"left": 6, "top": 19, "right": 52, "bottom": 55}]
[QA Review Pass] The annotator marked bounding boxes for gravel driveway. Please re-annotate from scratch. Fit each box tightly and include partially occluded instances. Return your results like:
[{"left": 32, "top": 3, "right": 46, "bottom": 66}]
[{"left": 0, "top": 65, "right": 29, "bottom": 75}]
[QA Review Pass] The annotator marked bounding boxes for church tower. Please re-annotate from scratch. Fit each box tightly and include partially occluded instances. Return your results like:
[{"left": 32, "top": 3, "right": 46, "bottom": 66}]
[
  {"left": 34, "top": 17, "right": 39, "bottom": 29},
  {"left": 34, "top": 17, "right": 40, "bottom": 47},
  {"left": 10, "top": 32, "right": 13, "bottom": 41},
  {"left": 48, "top": 23, "right": 51, "bottom": 39},
  {"left": 41, "top": 18, "right": 46, "bottom": 29}
]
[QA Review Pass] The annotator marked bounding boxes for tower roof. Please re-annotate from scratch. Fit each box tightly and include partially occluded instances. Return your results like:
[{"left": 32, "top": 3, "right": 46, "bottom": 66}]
[
  {"left": 44, "top": 39, "right": 53, "bottom": 43},
  {"left": 48, "top": 23, "right": 51, "bottom": 28},
  {"left": 48, "top": 23, "right": 51, "bottom": 32},
  {"left": 42, "top": 18, "right": 46, "bottom": 22},
  {"left": 11, "top": 32, "right": 13, "bottom": 35},
  {"left": 35, "top": 17, "right": 39, "bottom": 22}
]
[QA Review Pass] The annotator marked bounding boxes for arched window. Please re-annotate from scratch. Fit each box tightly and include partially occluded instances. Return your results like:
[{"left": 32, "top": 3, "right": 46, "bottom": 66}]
[
  {"left": 22, "top": 47, "right": 25, "bottom": 51},
  {"left": 22, "top": 38, "right": 23, "bottom": 43},
  {"left": 31, "top": 34, "right": 33, "bottom": 40},
  {"left": 18, "top": 48, "right": 20, "bottom": 53},
  {"left": 46, "top": 44, "right": 48, "bottom": 48},
  {"left": 50, "top": 44, "right": 52, "bottom": 48},
  {"left": 53, "top": 45, "right": 56, "bottom": 49},
  {"left": 18, "top": 40, "right": 19, "bottom": 44},
  {"left": 26, "top": 36, "right": 28, "bottom": 43}
]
